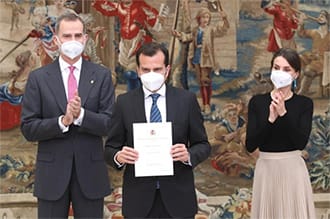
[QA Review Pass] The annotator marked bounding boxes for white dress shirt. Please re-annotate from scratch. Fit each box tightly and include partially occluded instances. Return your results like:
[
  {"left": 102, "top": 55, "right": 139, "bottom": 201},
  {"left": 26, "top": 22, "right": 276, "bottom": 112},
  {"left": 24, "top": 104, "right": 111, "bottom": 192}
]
[
  {"left": 142, "top": 84, "right": 167, "bottom": 122},
  {"left": 58, "top": 56, "right": 85, "bottom": 132}
]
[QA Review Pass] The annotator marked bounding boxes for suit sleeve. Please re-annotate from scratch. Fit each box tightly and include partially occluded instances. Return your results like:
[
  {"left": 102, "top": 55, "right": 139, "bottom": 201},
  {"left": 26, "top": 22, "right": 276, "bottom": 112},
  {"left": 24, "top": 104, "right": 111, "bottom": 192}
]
[
  {"left": 187, "top": 93, "right": 211, "bottom": 168},
  {"left": 104, "top": 94, "right": 126, "bottom": 169},
  {"left": 21, "top": 70, "right": 64, "bottom": 142}
]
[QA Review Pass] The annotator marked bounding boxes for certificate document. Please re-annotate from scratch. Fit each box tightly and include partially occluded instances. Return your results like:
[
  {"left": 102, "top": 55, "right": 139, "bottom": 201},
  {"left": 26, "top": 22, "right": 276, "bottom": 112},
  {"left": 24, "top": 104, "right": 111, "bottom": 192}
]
[{"left": 133, "top": 122, "right": 173, "bottom": 177}]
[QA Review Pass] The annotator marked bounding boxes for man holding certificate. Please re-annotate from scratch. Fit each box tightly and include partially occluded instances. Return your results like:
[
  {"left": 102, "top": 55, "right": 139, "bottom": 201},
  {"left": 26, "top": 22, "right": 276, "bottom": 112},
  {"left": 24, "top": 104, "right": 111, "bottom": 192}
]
[{"left": 104, "top": 42, "right": 211, "bottom": 219}]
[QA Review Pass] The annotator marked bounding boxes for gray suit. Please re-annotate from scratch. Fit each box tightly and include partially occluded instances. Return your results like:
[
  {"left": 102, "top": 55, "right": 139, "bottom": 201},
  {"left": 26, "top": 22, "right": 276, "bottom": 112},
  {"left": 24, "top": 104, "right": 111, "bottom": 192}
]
[{"left": 21, "top": 59, "right": 114, "bottom": 212}]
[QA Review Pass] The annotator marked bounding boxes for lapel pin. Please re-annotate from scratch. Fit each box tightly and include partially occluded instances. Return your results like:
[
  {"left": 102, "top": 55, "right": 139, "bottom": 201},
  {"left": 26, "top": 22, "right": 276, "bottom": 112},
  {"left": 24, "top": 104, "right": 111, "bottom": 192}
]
[{"left": 90, "top": 80, "right": 94, "bottom": 84}]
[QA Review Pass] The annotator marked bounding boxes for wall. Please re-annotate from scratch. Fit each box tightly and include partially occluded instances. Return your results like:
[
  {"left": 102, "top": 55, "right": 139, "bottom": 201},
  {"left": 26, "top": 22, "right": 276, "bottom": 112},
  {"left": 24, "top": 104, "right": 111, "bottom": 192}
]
[{"left": 0, "top": 0, "right": 329, "bottom": 218}]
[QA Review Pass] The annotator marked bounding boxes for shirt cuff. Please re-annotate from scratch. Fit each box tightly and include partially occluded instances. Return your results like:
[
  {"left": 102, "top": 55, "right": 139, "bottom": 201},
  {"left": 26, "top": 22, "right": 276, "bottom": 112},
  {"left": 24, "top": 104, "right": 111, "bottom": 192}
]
[
  {"left": 114, "top": 151, "right": 125, "bottom": 168},
  {"left": 73, "top": 107, "right": 84, "bottom": 126},
  {"left": 58, "top": 116, "right": 69, "bottom": 133},
  {"left": 182, "top": 153, "right": 192, "bottom": 166}
]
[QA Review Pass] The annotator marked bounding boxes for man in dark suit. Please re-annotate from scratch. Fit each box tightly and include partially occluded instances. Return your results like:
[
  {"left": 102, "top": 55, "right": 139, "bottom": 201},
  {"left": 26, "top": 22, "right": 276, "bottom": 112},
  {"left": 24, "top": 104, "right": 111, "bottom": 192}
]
[
  {"left": 104, "top": 42, "right": 211, "bottom": 219},
  {"left": 21, "top": 13, "right": 115, "bottom": 218}
]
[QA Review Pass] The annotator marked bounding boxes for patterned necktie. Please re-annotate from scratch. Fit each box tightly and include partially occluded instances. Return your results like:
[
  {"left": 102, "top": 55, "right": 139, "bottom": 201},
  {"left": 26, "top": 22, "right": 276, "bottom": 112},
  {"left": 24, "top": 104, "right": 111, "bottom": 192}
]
[
  {"left": 150, "top": 93, "right": 162, "bottom": 189},
  {"left": 150, "top": 93, "right": 162, "bottom": 122},
  {"left": 67, "top": 65, "right": 77, "bottom": 101}
]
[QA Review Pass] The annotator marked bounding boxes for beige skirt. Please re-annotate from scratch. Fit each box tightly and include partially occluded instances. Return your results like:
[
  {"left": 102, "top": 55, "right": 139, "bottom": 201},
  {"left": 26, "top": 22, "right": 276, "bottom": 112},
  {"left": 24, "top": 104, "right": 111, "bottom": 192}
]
[{"left": 251, "top": 150, "right": 316, "bottom": 219}]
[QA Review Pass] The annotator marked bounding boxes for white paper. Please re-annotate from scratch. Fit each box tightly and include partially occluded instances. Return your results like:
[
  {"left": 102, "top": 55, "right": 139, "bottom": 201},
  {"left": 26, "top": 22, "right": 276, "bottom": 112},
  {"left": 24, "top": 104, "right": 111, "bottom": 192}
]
[{"left": 133, "top": 122, "right": 173, "bottom": 177}]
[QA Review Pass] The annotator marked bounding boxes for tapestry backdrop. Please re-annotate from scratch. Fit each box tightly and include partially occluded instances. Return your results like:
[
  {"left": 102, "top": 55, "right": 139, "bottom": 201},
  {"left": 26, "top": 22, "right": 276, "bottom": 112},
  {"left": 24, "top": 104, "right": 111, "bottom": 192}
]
[{"left": 0, "top": 0, "right": 329, "bottom": 218}]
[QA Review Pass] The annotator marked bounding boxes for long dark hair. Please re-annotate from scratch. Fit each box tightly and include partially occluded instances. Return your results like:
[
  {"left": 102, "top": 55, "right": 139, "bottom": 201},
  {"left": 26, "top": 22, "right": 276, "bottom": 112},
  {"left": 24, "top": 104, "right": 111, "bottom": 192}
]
[{"left": 270, "top": 48, "right": 301, "bottom": 73}]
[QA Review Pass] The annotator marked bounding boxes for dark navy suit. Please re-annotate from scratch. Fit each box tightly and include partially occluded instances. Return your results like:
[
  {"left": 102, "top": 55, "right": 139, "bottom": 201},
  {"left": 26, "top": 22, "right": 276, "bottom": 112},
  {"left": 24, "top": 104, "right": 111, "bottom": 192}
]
[{"left": 105, "top": 85, "right": 211, "bottom": 218}]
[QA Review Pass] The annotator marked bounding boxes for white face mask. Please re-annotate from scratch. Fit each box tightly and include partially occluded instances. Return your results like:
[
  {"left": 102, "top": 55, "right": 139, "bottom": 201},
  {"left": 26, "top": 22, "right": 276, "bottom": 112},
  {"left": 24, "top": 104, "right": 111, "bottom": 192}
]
[
  {"left": 270, "top": 70, "right": 293, "bottom": 89},
  {"left": 59, "top": 40, "right": 85, "bottom": 59},
  {"left": 140, "top": 71, "right": 165, "bottom": 92}
]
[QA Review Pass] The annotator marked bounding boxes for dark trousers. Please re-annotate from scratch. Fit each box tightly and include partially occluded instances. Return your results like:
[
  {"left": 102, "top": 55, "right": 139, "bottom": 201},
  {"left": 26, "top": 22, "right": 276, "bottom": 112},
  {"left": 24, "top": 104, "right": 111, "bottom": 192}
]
[
  {"left": 37, "top": 162, "right": 104, "bottom": 219},
  {"left": 126, "top": 189, "right": 194, "bottom": 219}
]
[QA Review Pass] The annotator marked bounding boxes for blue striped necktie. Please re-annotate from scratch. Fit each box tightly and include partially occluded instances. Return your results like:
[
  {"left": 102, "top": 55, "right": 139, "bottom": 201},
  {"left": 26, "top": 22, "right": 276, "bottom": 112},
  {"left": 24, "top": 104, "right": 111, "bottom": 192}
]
[
  {"left": 150, "top": 93, "right": 162, "bottom": 189},
  {"left": 150, "top": 93, "right": 162, "bottom": 122}
]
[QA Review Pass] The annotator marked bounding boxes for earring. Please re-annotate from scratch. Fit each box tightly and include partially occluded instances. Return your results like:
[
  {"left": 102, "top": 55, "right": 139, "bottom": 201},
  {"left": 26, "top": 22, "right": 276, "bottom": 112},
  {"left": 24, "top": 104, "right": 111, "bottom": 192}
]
[{"left": 293, "top": 79, "right": 297, "bottom": 89}]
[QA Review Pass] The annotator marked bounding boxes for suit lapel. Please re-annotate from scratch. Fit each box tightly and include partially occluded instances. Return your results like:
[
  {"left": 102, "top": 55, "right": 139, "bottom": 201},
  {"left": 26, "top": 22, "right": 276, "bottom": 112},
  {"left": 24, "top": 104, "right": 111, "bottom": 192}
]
[
  {"left": 133, "top": 88, "right": 147, "bottom": 122},
  {"left": 165, "top": 85, "right": 176, "bottom": 122},
  {"left": 78, "top": 60, "right": 95, "bottom": 106},
  {"left": 45, "top": 60, "right": 67, "bottom": 112}
]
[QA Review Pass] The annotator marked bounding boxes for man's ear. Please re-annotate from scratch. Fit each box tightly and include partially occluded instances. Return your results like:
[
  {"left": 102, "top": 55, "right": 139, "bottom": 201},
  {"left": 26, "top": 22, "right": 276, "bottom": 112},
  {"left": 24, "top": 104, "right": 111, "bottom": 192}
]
[
  {"left": 165, "top": 65, "right": 171, "bottom": 79},
  {"left": 53, "top": 35, "right": 60, "bottom": 45},
  {"left": 83, "top": 34, "right": 88, "bottom": 43},
  {"left": 136, "top": 67, "right": 141, "bottom": 78}
]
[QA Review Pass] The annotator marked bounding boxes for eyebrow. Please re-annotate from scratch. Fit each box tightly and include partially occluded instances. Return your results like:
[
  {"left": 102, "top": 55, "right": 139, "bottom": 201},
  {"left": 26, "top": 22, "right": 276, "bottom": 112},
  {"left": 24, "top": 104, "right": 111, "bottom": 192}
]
[
  {"left": 141, "top": 67, "right": 163, "bottom": 71},
  {"left": 274, "top": 64, "right": 292, "bottom": 69},
  {"left": 62, "top": 33, "right": 84, "bottom": 37}
]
